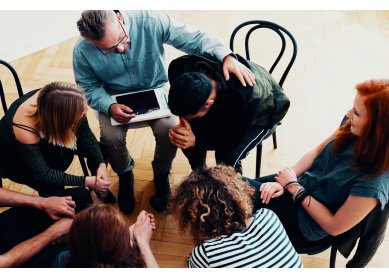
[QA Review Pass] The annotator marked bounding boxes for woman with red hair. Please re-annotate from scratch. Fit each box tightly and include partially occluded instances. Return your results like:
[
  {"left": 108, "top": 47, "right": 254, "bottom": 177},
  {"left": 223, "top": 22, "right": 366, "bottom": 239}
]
[
  {"left": 248, "top": 79, "right": 389, "bottom": 249},
  {"left": 53, "top": 204, "right": 158, "bottom": 268}
]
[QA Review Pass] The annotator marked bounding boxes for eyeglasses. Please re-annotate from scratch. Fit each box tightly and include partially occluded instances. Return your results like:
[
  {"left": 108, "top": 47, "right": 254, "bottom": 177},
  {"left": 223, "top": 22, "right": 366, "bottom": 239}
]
[{"left": 97, "top": 20, "right": 129, "bottom": 55}]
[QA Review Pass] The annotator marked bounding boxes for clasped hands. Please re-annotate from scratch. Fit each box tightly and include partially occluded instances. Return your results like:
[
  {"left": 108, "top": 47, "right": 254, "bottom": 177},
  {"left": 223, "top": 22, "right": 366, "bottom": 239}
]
[
  {"left": 259, "top": 166, "right": 298, "bottom": 204},
  {"left": 169, "top": 117, "right": 196, "bottom": 149}
]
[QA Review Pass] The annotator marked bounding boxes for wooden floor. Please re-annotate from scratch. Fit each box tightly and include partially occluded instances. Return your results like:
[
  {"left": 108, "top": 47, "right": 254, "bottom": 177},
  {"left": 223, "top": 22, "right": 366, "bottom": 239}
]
[{"left": 1, "top": 11, "right": 388, "bottom": 268}]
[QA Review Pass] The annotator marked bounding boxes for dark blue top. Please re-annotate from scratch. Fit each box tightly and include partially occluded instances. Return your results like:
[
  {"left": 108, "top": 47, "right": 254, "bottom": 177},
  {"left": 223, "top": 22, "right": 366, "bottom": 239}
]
[{"left": 298, "top": 140, "right": 389, "bottom": 241}]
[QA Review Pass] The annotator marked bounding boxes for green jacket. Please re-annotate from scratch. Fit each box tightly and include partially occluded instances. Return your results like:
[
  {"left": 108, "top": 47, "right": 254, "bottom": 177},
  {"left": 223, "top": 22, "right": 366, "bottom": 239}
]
[{"left": 168, "top": 54, "right": 290, "bottom": 130}]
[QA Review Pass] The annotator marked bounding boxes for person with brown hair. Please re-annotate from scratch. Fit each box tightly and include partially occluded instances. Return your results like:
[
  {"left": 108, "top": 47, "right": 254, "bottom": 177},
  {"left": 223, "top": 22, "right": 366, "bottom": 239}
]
[
  {"left": 53, "top": 204, "right": 158, "bottom": 268},
  {"left": 0, "top": 82, "right": 111, "bottom": 200},
  {"left": 170, "top": 165, "right": 302, "bottom": 268},
  {"left": 248, "top": 79, "right": 389, "bottom": 250}
]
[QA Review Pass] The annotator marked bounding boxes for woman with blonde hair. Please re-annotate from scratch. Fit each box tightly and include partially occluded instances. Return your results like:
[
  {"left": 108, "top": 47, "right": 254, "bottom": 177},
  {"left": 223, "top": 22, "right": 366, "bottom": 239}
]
[
  {"left": 0, "top": 82, "right": 111, "bottom": 199},
  {"left": 248, "top": 79, "right": 389, "bottom": 253},
  {"left": 53, "top": 204, "right": 158, "bottom": 268},
  {"left": 170, "top": 165, "right": 303, "bottom": 268}
]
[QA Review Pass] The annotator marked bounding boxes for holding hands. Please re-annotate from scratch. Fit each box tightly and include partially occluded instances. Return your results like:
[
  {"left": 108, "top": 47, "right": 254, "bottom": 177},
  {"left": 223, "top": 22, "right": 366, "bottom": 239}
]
[
  {"left": 260, "top": 166, "right": 299, "bottom": 204},
  {"left": 275, "top": 166, "right": 298, "bottom": 188},
  {"left": 169, "top": 117, "right": 196, "bottom": 149},
  {"left": 39, "top": 196, "right": 76, "bottom": 220}
]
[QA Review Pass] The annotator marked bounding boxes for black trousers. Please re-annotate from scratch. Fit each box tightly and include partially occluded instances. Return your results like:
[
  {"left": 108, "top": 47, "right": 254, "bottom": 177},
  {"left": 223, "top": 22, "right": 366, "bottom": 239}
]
[
  {"left": 246, "top": 174, "right": 331, "bottom": 249},
  {"left": 0, "top": 188, "right": 92, "bottom": 267},
  {"left": 184, "top": 126, "right": 273, "bottom": 173}
]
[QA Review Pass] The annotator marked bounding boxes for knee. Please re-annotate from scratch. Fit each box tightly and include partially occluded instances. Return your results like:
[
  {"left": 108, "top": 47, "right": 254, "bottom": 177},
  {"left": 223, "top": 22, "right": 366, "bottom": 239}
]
[{"left": 100, "top": 126, "right": 127, "bottom": 148}]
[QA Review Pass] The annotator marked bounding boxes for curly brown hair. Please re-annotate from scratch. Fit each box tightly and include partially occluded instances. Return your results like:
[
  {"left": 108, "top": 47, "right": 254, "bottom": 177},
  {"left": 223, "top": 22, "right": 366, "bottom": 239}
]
[{"left": 170, "top": 165, "right": 255, "bottom": 245}]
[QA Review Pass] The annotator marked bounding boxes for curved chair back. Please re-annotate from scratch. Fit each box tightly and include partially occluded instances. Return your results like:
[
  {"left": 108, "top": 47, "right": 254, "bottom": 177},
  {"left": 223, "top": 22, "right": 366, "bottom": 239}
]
[
  {"left": 0, "top": 59, "right": 24, "bottom": 114},
  {"left": 230, "top": 20, "right": 297, "bottom": 177}
]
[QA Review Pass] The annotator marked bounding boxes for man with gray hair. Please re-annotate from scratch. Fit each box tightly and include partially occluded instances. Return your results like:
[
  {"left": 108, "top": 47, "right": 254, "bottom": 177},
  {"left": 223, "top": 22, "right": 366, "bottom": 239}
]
[{"left": 73, "top": 10, "right": 254, "bottom": 214}]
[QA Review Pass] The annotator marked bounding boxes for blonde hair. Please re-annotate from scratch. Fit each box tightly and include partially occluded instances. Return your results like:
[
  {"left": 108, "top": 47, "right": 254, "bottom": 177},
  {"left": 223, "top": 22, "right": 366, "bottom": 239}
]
[
  {"left": 170, "top": 165, "right": 255, "bottom": 245},
  {"left": 30, "top": 82, "right": 86, "bottom": 149}
]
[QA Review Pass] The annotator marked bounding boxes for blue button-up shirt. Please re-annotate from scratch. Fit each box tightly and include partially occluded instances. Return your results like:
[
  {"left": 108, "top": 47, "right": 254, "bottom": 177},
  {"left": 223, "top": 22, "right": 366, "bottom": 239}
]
[{"left": 73, "top": 10, "right": 232, "bottom": 116}]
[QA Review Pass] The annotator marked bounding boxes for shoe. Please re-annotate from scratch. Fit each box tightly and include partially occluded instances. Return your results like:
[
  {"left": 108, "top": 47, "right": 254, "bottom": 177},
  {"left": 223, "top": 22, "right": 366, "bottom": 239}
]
[
  {"left": 118, "top": 170, "right": 135, "bottom": 214},
  {"left": 149, "top": 173, "right": 171, "bottom": 214},
  {"left": 96, "top": 190, "right": 116, "bottom": 204}
]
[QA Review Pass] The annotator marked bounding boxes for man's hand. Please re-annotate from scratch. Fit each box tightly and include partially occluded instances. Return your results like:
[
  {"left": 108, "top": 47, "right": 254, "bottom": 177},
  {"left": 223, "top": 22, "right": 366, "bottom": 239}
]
[
  {"left": 223, "top": 55, "right": 255, "bottom": 87},
  {"left": 39, "top": 196, "right": 76, "bottom": 220},
  {"left": 109, "top": 103, "right": 136, "bottom": 123},
  {"left": 168, "top": 117, "right": 196, "bottom": 149}
]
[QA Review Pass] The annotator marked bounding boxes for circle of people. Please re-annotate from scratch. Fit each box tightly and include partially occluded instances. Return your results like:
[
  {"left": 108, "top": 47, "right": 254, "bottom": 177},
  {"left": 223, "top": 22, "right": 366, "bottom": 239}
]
[{"left": 0, "top": 10, "right": 388, "bottom": 268}]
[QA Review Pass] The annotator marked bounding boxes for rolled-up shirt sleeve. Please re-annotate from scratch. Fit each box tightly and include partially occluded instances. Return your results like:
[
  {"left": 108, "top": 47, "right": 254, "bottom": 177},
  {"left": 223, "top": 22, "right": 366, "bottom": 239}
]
[{"left": 155, "top": 11, "right": 232, "bottom": 63}]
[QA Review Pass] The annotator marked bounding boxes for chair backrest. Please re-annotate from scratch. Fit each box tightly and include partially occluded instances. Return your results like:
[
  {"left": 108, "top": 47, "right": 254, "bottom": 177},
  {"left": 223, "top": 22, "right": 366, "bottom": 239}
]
[
  {"left": 230, "top": 20, "right": 298, "bottom": 87},
  {"left": 0, "top": 59, "right": 24, "bottom": 114}
]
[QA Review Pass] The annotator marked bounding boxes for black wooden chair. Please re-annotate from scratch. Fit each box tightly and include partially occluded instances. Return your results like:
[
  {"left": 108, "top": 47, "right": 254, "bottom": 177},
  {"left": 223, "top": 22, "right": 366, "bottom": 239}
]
[
  {"left": 0, "top": 59, "right": 89, "bottom": 189},
  {"left": 230, "top": 20, "right": 298, "bottom": 177}
]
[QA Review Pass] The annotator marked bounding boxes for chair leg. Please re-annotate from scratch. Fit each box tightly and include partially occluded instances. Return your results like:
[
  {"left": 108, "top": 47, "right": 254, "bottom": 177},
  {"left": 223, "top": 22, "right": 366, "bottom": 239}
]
[
  {"left": 256, "top": 144, "right": 263, "bottom": 178},
  {"left": 272, "top": 130, "right": 278, "bottom": 149},
  {"left": 78, "top": 155, "right": 89, "bottom": 176},
  {"left": 329, "top": 246, "right": 337, "bottom": 268}
]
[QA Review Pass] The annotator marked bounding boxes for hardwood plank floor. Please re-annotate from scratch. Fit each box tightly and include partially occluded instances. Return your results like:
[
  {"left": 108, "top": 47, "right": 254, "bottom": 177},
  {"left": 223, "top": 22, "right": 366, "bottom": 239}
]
[{"left": 1, "top": 10, "right": 388, "bottom": 268}]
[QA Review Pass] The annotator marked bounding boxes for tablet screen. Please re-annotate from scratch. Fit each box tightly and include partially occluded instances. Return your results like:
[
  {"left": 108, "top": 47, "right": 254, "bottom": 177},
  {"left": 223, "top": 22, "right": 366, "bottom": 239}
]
[{"left": 116, "top": 90, "right": 160, "bottom": 115}]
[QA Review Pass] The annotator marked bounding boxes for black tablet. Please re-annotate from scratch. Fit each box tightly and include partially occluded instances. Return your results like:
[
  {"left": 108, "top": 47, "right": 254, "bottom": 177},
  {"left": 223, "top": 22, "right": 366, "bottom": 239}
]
[{"left": 116, "top": 90, "right": 160, "bottom": 115}]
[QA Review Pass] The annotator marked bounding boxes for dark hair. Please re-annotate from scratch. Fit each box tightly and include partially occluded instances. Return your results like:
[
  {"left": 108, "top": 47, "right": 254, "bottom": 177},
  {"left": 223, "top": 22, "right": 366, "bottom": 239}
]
[
  {"left": 333, "top": 79, "right": 389, "bottom": 177},
  {"left": 77, "top": 10, "right": 116, "bottom": 41},
  {"left": 68, "top": 204, "right": 145, "bottom": 268},
  {"left": 170, "top": 165, "right": 255, "bottom": 245},
  {"left": 168, "top": 72, "right": 212, "bottom": 117}
]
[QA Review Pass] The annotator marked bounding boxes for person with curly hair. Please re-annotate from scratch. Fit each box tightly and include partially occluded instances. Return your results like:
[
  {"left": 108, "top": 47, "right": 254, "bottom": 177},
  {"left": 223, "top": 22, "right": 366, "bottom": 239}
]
[{"left": 170, "top": 165, "right": 302, "bottom": 268}]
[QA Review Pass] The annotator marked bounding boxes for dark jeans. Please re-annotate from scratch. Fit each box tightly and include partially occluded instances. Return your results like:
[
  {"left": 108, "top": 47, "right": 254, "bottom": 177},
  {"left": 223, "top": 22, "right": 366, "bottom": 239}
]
[
  {"left": 246, "top": 174, "right": 330, "bottom": 249},
  {"left": 184, "top": 126, "right": 273, "bottom": 173},
  {"left": 0, "top": 188, "right": 92, "bottom": 267}
]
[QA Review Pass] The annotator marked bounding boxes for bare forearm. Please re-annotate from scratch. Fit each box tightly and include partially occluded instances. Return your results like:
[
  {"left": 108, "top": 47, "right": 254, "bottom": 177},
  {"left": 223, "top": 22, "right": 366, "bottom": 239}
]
[
  {"left": 0, "top": 188, "right": 42, "bottom": 209},
  {"left": 287, "top": 186, "right": 377, "bottom": 236},
  {"left": 137, "top": 242, "right": 159, "bottom": 268},
  {"left": 0, "top": 226, "right": 59, "bottom": 267}
]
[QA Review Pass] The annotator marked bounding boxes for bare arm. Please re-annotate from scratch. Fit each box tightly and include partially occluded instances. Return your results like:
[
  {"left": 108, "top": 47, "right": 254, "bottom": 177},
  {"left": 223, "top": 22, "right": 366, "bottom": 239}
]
[
  {"left": 0, "top": 188, "right": 75, "bottom": 220},
  {"left": 0, "top": 218, "right": 72, "bottom": 267},
  {"left": 277, "top": 168, "right": 378, "bottom": 236},
  {"left": 132, "top": 211, "right": 159, "bottom": 268},
  {"left": 292, "top": 130, "right": 338, "bottom": 177}
]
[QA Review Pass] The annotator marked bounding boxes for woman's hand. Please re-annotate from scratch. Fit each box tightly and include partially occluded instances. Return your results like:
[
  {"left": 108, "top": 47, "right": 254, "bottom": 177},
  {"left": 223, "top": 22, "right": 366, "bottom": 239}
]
[
  {"left": 275, "top": 166, "right": 298, "bottom": 187},
  {"left": 133, "top": 210, "right": 155, "bottom": 246},
  {"left": 85, "top": 176, "right": 110, "bottom": 194},
  {"left": 96, "top": 163, "right": 108, "bottom": 183},
  {"left": 259, "top": 182, "right": 284, "bottom": 204}
]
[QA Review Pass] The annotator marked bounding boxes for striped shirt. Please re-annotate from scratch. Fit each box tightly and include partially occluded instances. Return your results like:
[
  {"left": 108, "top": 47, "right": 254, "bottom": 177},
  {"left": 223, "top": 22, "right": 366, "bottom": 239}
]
[{"left": 189, "top": 208, "right": 303, "bottom": 268}]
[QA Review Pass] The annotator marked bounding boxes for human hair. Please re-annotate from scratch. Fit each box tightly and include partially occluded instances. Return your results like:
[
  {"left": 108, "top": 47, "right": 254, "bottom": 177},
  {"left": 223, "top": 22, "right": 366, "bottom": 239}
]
[
  {"left": 333, "top": 79, "right": 389, "bottom": 176},
  {"left": 29, "top": 82, "right": 86, "bottom": 149},
  {"left": 170, "top": 165, "right": 255, "bottom": 245},
  {"left": 77, "top": 10, "right": 117, "bottom": 41},
  {"left": 168, "top": 72, "right": 213, "bottom": 117},
  {"left": 68, "top": 204, "right": 145, "bottom": 268}
]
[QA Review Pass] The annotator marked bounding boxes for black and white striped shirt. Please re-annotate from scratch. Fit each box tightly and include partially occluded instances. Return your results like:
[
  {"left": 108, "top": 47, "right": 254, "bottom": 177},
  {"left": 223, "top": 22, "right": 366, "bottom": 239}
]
[{"left": 189, "top": 208, "right": 303, "bottom": 268}]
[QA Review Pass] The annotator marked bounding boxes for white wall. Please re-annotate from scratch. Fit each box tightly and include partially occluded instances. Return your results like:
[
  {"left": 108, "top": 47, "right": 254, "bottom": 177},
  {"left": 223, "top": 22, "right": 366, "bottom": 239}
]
[{"left": 0, "top": 11, "right": 81, "bottom": 62}]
